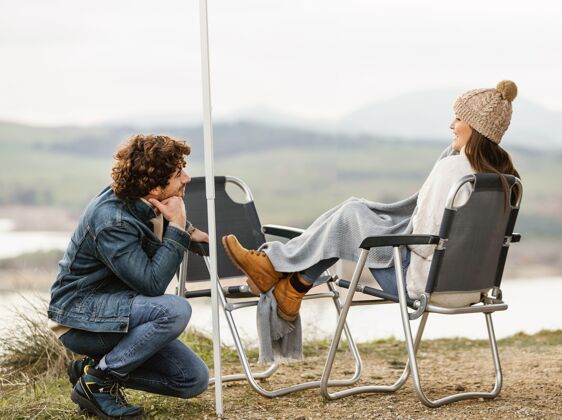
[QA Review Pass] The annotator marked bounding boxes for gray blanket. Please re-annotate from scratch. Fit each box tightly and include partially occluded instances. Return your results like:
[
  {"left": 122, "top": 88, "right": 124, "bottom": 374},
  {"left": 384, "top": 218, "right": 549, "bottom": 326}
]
[
  {"left": 264, "top": 145, "right": 456, "bottom": 271},
  {"left": 256, "top": 146, "right": 456, "bottom": 363}
]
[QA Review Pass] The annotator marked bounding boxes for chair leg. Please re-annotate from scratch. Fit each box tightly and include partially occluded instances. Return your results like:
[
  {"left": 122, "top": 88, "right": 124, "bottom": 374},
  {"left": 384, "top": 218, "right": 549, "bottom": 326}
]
[
  {"left": 320, "top": 246, "right": 505, "bottom": 407},
  {"left": 320, "top": 250, "right": 426, "bottom": 400},
  {"left": 176, "top": 250, "right": 188, "bottom": 298},
  {"left": 485, "top": 312, "right": 503, "bottom": 396},
  {"left": 209, "top": 362, "right": 279, "bottom": 384},
  {"left": 219, "top": 294, "right": 363, "bottom": 397},
  {"left": 326, "top": 280, "right": 363, "bottom": 384},
  {"left": 195, "top": 256, "right": 363, "bottom": 397},
  {"left": 190, "top": 256, "right": 281, "bottom": 387},
  {"left": 403, "top": 309, "right": 504, "bottom": 407}
]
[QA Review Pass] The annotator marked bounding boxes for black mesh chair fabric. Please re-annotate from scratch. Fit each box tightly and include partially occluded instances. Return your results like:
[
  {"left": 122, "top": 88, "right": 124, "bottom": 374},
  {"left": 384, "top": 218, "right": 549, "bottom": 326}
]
[
  {"left": 183, "top": 176, "right": 266, "bottom": 281},
  {"left": 426, "top": 174, "right": 520, "bottom": 293}
]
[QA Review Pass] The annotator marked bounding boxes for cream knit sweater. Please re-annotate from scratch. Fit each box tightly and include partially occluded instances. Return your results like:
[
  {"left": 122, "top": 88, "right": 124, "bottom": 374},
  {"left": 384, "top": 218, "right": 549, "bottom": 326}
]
[{"left": 406, "top": 151, "right": 483, "bottom": 307}]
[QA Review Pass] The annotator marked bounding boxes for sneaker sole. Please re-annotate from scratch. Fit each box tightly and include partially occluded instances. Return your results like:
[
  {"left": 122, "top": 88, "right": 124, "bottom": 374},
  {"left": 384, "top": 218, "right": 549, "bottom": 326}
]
[
  {"left": 77, "top": 406, "right": 94, "bottom": 417},
  {"left": 221, "top": 236, "right": 263, "bottom": 296},
  {"left": 71, "top": 389, "right": 145, "bottom": 420}
]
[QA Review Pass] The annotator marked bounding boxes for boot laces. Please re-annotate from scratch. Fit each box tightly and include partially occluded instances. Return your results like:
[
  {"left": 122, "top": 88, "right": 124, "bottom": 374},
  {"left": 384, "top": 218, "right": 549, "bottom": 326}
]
[{"left": 249, "top": 250, "right": 267, "bottom": 257}]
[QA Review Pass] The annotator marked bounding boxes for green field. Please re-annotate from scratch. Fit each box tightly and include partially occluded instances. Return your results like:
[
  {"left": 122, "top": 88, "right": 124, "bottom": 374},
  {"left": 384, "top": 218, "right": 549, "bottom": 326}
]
[{"left": 1, "top": 121, "right": 561, "bottom": 237}]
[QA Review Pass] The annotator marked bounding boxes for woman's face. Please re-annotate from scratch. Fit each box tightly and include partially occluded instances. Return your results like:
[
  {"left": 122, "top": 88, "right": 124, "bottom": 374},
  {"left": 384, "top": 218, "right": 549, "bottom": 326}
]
[{"left": 450, "top": 116, "right": 472, "bottom": 152}]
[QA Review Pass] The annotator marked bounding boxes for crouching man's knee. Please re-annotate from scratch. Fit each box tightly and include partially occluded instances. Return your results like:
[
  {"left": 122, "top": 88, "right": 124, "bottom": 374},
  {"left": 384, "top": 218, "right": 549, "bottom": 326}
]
[
  {"left": 164, "top": 295, "right": 192, "bottom": 336},
  {"left": 176, "top": 359, "right": 209, "bottom": 399}
]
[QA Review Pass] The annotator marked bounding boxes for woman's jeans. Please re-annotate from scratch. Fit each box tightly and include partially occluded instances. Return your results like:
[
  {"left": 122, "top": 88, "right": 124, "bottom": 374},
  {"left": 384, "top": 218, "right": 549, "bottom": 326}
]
[
  {"left": 60, "top": 294, "right": 209, "bottom": 399},
  {"left": 370, "top": 250, "right": 411, "bottom": 296},
  {"left": 302, "top": 250, "right": 411, "bottom": 296}
]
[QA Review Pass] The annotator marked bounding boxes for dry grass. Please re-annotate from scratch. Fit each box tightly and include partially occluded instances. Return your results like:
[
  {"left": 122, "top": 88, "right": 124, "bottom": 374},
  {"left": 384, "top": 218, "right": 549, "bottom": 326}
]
[
  {"left": 0, "top": 297, "right": 74, "bottom": 387},
  {"left": 0, "top": 298, "right": 248, "bottom": 389}
]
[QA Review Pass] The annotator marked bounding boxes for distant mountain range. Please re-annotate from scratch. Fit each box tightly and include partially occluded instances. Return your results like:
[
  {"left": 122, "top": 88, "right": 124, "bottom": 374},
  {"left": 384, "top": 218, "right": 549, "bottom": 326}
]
[
  {"left": 339, "top": 89, "right": 562, "bottom": 149},
  {"left": 0, "top": 120, "right": 398, "bottom": 163},
  {"left": 227, "top": 89, "right": 562, "bottom": 150},
  {"left": 1, "top": 88, "right": 560, "bottom": 153}
]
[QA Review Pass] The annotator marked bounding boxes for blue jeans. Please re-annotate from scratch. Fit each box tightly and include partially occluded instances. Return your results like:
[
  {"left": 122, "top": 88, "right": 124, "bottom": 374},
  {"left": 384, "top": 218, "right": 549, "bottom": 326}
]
[
  {"left": 370, "top": 250, "right": 411, "bottom": 296},
  {"left": 302, "top": 250, "right": 411, "bottom": 296},
  {"left": 60, "top": 294, "right": 209, "bottom": 399}
]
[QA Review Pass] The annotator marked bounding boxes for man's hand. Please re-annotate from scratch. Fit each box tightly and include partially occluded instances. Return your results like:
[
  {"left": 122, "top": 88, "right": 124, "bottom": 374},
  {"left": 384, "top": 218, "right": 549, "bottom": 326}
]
[
  {"left": 149, "top": 197, "right": 186, "bottom": 227},
  {"left": 190, "top": 228, "right": 209, "bottom": 243}
]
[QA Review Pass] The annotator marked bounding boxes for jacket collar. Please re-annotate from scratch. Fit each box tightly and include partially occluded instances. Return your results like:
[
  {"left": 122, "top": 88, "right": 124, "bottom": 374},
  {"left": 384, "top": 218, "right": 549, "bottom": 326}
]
[{"left": 127, "top": 197, "right": 158, "bottom": 224}]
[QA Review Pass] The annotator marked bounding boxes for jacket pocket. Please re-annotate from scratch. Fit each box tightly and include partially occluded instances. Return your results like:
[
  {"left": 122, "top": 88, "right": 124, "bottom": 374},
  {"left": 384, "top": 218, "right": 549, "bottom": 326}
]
[
  {"left": 77, "top": 278, "right": 110, "bottom": 313},
  {"left": 90, "top": 290, "right": 134, "bottom": 320}
]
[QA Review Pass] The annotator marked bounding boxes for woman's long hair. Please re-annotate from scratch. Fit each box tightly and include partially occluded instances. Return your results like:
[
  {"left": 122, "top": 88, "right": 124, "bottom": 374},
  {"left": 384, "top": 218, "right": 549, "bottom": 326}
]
[{"left": 464, "top": 130, "right": 521, "bottom": 208}]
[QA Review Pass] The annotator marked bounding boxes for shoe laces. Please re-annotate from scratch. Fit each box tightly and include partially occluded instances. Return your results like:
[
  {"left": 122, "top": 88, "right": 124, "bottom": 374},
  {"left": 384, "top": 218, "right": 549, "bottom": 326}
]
[{"left": 108, "top": 382, "right": 131, "bottom": 406}]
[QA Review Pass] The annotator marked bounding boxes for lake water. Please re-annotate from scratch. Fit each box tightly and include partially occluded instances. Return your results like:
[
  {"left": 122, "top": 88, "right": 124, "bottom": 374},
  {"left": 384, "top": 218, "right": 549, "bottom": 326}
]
[
  {"left": 1, "top": 277, "right": 561, "bottom": 346},
  {"left": 0, "top": 219, "right": 70, "bottom": 258},
  {"left": 1, "top": 222, "right": 560, "bottom": 346}
]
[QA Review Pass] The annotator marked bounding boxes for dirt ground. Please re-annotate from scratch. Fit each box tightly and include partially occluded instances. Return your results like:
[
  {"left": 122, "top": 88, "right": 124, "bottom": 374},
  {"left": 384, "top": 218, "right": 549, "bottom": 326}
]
[
  {"left": 0, "top": 332, "right": 560, "bottom": 419},
  {"left": 185, "top": 335, "right": 561, "bottom": 419}
]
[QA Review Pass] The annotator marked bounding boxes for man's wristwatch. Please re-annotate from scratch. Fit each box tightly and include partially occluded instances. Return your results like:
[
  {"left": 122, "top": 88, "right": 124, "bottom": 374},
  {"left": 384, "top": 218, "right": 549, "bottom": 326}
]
[{"left": 186, "top": 221, "right": 196, "bottom": 236}]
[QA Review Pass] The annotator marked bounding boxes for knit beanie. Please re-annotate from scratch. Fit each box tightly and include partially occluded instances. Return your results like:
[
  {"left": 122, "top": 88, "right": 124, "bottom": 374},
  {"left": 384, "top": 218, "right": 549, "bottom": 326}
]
[{"left": 453, "top": 80, "right": 518, "bottom": 144}]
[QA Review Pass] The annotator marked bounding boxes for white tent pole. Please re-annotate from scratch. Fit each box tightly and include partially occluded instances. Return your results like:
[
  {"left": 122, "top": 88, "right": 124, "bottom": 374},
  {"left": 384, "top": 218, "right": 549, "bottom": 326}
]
[{"left": 199, "top": 0, "right": 223, "bottom": 416}]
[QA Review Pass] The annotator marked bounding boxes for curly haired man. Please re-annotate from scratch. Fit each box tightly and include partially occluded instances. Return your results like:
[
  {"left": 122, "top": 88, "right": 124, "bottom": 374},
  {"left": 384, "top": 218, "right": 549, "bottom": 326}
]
[{"left": 48, "top": 134, "right": 209, "bottom": 419}]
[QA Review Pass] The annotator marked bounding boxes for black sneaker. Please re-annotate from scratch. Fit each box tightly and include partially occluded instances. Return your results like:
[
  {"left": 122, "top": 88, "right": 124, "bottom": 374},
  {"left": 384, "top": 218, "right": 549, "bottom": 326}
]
[
  {"left": 71, "top": 365, "right": 144, "bottom": 420},
  {"left": 68, "top": 357, "right": 96, "bottom": 386}
]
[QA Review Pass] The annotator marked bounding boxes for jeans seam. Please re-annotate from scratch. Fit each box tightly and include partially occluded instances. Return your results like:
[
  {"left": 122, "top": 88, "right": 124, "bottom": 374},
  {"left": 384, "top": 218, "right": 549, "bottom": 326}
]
[
  {"left": 133, "top": 345, "right": 202, "bottom": 393},
  {"left": 128, "top": 375, "right": 170, "bottom": 387},
  {"left": 111, "top": 303, "right": 171, "bottom": 369}
]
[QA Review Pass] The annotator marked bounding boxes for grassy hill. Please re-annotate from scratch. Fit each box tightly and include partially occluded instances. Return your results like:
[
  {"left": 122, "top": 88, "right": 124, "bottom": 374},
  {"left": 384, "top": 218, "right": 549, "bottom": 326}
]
[{"left": 1, "top": 120, "right": 561, "bottom": 238}]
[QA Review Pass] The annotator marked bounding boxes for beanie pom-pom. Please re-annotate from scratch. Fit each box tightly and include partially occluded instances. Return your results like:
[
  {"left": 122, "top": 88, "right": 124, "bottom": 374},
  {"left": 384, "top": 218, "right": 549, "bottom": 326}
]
[{"left": 496, "top": 80, "right": 518, "bottom": 102}]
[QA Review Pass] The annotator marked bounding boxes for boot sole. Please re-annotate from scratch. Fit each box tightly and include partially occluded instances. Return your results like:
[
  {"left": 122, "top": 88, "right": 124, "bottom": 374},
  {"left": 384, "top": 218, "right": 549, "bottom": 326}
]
[
  {"left": 245, "top": 278, "right": 263, "bottom": 296},
  {"left": 71, "top": 389, "right": 145, "bottom": 420},
  {"left": 221, "top": 236, "right": 265, "bottom": 296}
]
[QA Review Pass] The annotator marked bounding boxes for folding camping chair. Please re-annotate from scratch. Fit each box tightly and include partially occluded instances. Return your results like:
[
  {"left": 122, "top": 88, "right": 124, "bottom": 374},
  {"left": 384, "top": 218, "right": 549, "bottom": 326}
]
[
  {"left": 320, "top": 173, "right": 522, "bottom": 407},
  {"left": 177, "top": 176, "right": 362, "bottom": 397}
]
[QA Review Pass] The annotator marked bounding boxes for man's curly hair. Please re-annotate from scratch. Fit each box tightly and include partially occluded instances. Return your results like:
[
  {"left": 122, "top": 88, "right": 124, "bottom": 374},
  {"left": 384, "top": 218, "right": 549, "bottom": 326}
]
[{"left": 111, "top": 134, "right": 191, "bottom": 200}]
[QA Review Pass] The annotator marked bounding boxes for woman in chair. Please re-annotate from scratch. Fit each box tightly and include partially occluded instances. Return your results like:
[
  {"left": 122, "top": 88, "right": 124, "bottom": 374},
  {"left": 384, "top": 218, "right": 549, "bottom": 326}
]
[{"left": 223, "top": 80, "right": 521, "bottom": 321}]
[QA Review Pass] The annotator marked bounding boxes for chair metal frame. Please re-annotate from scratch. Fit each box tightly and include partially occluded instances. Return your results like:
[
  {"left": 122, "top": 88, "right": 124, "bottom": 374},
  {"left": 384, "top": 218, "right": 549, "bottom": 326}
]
[
  {"left": 177, "top": 176, "right": 363, "bottom": 397},
  {"left": 320, "top": 174, "right": 522, "bottom": 407}
]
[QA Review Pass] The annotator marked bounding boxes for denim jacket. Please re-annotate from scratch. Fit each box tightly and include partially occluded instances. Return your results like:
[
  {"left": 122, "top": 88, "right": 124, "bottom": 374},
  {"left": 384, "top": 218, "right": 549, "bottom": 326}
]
[{"left": 48, "top": 186, "right": 191, "bottom": 333}]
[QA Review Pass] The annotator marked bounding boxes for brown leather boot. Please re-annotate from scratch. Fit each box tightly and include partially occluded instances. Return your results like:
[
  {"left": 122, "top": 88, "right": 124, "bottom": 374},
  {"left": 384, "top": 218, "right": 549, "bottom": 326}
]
[
  {"left": 222, "top": 234, "right": 283, "bottom": 295},
  {"left": 273, "top": 273, "right": 313, "bottom": 321}
]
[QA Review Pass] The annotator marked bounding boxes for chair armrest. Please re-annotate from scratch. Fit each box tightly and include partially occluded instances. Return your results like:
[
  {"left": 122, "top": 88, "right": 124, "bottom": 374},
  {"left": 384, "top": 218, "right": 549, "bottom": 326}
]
[
  {"left": 359, "top": 234, "right": 440, "bottom": 250},
  {"left": 262, "top": 224, "right": 305, "bottom": 239},
  {"left": 511, "top": 233, "right": 521, "bottom": 243},
  {"left": 188, "top": 241, "right": 209, "bottom": 256}
]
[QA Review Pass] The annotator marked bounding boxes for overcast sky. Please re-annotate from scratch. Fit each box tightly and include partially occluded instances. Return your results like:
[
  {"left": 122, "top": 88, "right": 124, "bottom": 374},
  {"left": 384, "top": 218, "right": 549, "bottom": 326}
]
[{"left": 1, "top": 0, "right": 561, "bottom": 126}]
